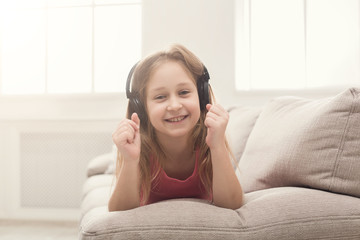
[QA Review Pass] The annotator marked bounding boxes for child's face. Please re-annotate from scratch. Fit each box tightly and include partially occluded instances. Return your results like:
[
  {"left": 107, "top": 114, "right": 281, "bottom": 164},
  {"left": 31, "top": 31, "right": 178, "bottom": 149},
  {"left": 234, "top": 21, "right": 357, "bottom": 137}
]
[{"left": 146, "top": 61, "right": 201, "bottom": 142}]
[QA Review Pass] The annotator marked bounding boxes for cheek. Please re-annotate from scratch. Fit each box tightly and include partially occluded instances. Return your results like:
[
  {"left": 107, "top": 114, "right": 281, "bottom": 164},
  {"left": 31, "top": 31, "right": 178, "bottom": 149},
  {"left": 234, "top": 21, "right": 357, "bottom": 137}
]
[
  {"left": 146, "top": 103, "right": 163, "bottom": 125},
  {"left": 187, "top": 98, "right": 201, "bottom": 121},
  {"left": 192, "top": 106, "right": 201, "bottom": 122}
]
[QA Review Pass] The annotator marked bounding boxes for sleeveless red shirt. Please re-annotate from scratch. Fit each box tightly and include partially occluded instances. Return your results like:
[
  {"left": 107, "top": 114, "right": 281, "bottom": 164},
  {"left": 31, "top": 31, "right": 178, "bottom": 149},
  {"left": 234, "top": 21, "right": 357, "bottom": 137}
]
[{"left": 143, "top": 150, "right": 212, "bottom": 205}]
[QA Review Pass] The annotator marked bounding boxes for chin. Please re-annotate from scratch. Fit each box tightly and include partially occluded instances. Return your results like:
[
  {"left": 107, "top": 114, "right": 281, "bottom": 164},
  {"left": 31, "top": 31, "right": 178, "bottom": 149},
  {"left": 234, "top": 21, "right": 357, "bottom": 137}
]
[{"left": 155, "top": 128, "right": 191, "bottom": 141}]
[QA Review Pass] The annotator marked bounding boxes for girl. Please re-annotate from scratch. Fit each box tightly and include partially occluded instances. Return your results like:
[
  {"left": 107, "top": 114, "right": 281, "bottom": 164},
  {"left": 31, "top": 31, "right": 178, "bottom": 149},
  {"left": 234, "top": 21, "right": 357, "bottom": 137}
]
[{"left": 109, "top": 44, "right": 243, "bottom": 211}]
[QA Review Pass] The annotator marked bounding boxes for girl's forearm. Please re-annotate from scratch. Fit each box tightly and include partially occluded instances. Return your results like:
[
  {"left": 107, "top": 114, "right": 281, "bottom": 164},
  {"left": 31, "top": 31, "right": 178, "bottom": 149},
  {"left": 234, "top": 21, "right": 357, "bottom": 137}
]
[
  {"left": 211, "top": 144, "right": 243, "bottom": 210},
  {"left": 108, "top": 161, "right": 141, "bottom": 211}
]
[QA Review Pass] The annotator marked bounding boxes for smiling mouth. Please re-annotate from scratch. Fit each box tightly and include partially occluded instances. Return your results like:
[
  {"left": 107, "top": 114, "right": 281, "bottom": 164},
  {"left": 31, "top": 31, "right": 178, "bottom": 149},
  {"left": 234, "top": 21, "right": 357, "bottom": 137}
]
[{"left": 165, "top": 115, "right": 188, "bottom": 123}]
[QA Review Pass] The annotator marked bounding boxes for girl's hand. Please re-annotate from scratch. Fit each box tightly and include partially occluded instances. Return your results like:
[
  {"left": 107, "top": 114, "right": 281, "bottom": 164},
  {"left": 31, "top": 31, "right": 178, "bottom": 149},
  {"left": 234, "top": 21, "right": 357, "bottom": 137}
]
[
  {"left": 204, "top": 104, "right": 229, "bottom": 149},
  {"left": 112, "top": 113, "right": 141, "bottom": 163}
]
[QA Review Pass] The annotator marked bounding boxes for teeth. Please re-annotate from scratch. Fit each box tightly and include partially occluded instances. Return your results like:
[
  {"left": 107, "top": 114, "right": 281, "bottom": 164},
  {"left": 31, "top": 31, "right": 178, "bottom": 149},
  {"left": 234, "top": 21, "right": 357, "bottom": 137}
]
[{"left": 167, "top": 116, "right": 185, "bottom": 122}]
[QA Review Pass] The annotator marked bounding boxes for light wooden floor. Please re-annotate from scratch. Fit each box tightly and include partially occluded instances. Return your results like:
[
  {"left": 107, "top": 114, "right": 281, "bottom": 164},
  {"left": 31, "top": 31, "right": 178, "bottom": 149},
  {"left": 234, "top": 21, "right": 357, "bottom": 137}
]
[{"left": 0, "top": 220, "right": 79, "bottom": 240}]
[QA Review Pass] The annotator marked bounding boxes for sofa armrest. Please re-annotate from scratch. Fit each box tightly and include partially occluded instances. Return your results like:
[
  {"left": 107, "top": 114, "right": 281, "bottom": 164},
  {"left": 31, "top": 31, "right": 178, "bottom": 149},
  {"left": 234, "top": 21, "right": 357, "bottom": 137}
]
[{"left": 87, "top": 145, "right": 117, "bottom": 177}]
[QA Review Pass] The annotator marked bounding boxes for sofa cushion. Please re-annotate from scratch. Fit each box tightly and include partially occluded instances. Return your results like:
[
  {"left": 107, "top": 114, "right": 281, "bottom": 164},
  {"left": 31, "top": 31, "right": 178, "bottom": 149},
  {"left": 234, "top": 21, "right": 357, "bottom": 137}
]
[
  {"left": 239, "top": 88, "right": 360, "bottom": 197},
  {"left": 240, "top": 187, "right": 360, "bottom": 239},
  {"left": 80, "top": 187, "right": 360, "bottom": 240},
  {"left": 227, "top": 106, "right": 262, "bottom": 164},
  {"left": 87, "top": 145, "right": 117, "bottom": 177},
  {"left": 82, "top": 174, "right": 114, "bottom": 197},
  {"left": 81, "top": 186, "right": 113, "bottom": 219}
]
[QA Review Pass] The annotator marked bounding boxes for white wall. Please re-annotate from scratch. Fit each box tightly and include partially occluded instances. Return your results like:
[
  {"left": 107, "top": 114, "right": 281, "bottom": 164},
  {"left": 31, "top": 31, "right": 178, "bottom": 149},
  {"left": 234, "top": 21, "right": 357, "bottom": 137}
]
[{"left": 142, "top": 0, "right": 236, "bottom": 106}]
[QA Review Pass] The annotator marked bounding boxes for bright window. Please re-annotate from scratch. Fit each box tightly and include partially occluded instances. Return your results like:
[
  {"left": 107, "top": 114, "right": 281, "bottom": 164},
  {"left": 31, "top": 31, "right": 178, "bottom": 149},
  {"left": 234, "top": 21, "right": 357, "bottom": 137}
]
[
  {"left": 0, "top": 0, "right": 142, "bottom": 95},
  {"left": 236, "top": 0, "right": 359, "bottom": 90}
]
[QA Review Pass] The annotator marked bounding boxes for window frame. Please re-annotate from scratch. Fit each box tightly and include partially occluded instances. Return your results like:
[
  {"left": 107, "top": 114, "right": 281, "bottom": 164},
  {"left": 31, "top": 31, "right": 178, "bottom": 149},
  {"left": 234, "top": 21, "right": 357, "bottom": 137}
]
[
  {"left": 0, "top": 0, "right": 142, "bottom": 97},
  {"left": 235, "top": 0, "right": 360, "bottom": 93}
]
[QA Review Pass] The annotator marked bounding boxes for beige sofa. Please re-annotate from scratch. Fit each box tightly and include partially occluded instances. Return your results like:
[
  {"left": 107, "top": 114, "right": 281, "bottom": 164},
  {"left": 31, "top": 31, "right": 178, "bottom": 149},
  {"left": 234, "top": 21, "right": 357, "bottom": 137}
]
[{"left": 80, "top": 88, "right": 360, "bottom": 239}]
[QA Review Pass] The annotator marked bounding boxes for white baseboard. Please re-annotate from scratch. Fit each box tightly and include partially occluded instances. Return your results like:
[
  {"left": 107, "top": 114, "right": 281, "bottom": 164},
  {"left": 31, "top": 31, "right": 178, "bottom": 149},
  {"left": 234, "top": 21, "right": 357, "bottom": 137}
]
[{"left": 0, "top": 208, "right": 81, "bottom": 222}]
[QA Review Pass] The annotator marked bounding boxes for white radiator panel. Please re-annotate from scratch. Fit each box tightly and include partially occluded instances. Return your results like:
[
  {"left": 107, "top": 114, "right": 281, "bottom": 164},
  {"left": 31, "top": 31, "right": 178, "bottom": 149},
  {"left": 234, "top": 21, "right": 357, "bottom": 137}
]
[{"left": 20, "top": 132, "right": 112, "bottom": 208}]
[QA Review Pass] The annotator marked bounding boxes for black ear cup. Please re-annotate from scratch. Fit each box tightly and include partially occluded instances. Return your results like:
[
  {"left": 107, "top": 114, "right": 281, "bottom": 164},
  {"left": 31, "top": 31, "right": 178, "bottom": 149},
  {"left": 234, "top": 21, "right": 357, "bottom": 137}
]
[
  {"left": 198, "top": 66, "right": 210, "bottom": 110},
  {"left": 126, "top": 63, "right": 147, "bottom": 122},
  {"left": 128, "top": 94, "right": 147, "bottom": 123}
]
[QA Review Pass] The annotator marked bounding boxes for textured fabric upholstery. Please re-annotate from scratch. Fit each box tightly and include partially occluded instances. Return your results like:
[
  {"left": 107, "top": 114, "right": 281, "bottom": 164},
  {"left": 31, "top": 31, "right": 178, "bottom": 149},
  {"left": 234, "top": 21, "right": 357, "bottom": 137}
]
[
  {"left": 80, "top": 188, "right": 360, "bottom": 239},
  {"left": 239, "top": 88, "right": 360, "bottom": 197},
  {"left": 79, "top": 88, "right": 360, "bottom": 240},
  {"left": 227, "top": 106, "right": 262, "bottom": 164}
]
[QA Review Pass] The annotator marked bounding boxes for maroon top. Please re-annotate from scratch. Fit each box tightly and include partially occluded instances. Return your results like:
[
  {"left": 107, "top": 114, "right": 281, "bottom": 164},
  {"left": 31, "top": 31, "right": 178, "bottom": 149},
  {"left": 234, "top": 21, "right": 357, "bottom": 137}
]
[{"left": 142, "top": 150, "right": 212, "bottom": 205}]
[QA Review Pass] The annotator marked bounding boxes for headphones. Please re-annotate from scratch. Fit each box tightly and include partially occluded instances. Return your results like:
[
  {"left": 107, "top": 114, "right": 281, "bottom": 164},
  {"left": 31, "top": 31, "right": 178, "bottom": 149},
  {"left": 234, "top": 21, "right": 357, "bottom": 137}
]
[{"left": 126, "top": 62, "right": 210, "bottom": 123}]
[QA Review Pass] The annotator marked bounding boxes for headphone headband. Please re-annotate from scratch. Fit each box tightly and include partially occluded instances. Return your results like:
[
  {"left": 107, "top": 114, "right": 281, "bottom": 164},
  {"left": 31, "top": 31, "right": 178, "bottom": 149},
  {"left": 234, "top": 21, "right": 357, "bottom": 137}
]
[
  {"left": 126, "top": 62, "right": 210, "bottom": 98},
  {"left": 126, "top": 63, "right": 138, "bottom": 99},
  {"left": 202, "top": 66, "right": 210, "bottom": 83}
]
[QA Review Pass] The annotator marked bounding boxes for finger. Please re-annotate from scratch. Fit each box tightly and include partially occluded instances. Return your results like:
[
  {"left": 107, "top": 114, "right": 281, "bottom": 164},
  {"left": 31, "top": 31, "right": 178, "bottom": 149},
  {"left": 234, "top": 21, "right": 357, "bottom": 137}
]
[
  {"left": 113, "top": 131, "right": 132, "bottom": 146},
  {"left": 206, "top": 104, "right": 212, "bottom": 111},
  {"left": 122, "top": 126, "right": 137, "bottom": 142},
  {"left": 126, "top": 131, "right": 136, "bottom": 144},
  {"left": 204, "top": 116, "right": 217, "bottom": 128},
  {"left": 133, "top": 125, "right": 141, "bottom": 144},
  {"left": 118, "top": 118, "right": 138, "bottom": 132},
  {"left": 114, "top": 122, "right": 135, "bottom": 137},
  {"left": 208, "top": 104, "right": 227, "bottom": 116},
  {"left": 131, "top": 112, "right": 140, "bottom": 129},
  {"left": 117, "top": 119, "right": 135, "bottom": 129},
  {"left": 127, "top": 120, "right": 139, "bottom": 132},
  {"left": 204, "top": 113, "right": 218, "bottom": 128},
  {"left": 206, "top": 111, "right": 218, "bottom": 121}
]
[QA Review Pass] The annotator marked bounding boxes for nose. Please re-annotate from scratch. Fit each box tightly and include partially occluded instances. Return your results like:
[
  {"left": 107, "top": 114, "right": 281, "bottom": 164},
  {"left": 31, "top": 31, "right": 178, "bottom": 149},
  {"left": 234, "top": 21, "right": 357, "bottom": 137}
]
[{"left": 167, "top": 96, "right": 182, "bottom": 111}]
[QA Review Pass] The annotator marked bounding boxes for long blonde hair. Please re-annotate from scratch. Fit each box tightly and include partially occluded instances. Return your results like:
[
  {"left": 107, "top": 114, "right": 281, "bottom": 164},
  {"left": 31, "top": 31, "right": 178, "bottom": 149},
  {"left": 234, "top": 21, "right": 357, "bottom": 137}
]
[{"left": 116, "top": 44, "right": 232, "bottom": 205}]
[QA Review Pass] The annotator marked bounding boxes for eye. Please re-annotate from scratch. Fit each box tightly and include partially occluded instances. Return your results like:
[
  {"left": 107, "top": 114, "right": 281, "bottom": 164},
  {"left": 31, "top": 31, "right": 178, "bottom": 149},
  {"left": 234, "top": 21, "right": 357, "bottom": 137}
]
[
  {"left": 179, "top": 90, "right": 190, "bottom": 96},
  {"left": 154, "top": 95, "right": 166, "bottom": 100}
]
